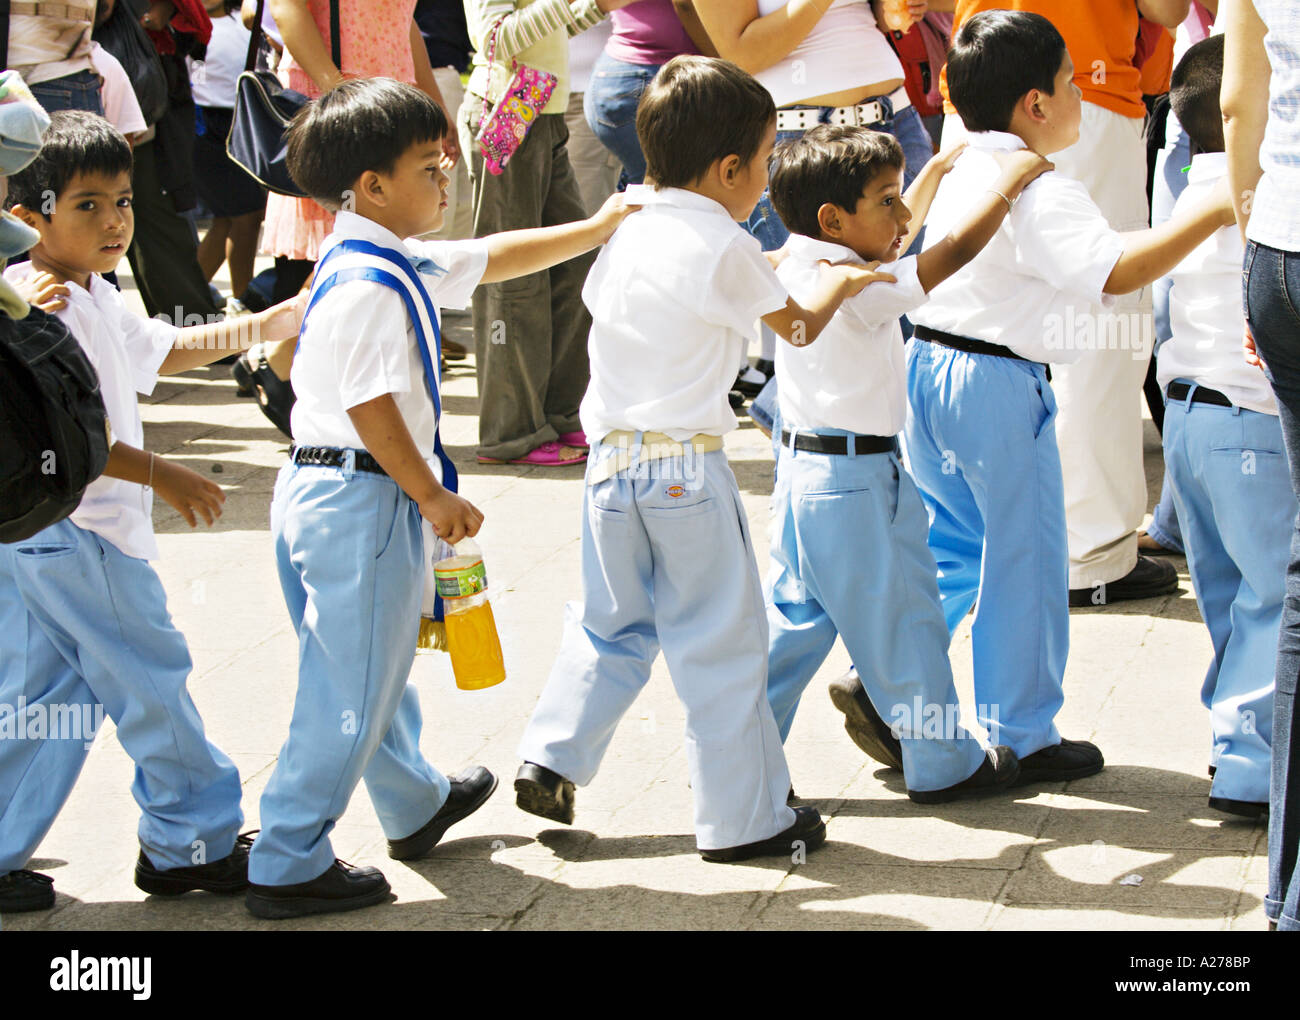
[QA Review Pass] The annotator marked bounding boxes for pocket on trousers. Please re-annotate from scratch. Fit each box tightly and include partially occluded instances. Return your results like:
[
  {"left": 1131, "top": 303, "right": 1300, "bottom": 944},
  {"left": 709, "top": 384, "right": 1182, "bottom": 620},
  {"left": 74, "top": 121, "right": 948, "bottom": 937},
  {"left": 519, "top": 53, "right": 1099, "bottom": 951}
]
[
  {"left": 15, "top": 544, "right": 76, "bottom": 559},
  {"left": 640, "top": 495, "right": 716, "bottom": 521},
  {"left": 373, "top": 485, "right": 407, "bottom": 561},
  {"left": 1026, "top": 372, "right": 1056, "bottom": 440},
  {"left": 589, "top": 75, "right": 646, "bottom": 131}
]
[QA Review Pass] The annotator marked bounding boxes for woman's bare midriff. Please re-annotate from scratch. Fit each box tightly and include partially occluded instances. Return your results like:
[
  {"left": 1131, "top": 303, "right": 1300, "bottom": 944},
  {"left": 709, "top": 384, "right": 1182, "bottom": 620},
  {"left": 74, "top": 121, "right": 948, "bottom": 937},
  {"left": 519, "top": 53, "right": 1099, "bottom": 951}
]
[{"left": 789, "top": 77, "right": 905, "bottom": 110}]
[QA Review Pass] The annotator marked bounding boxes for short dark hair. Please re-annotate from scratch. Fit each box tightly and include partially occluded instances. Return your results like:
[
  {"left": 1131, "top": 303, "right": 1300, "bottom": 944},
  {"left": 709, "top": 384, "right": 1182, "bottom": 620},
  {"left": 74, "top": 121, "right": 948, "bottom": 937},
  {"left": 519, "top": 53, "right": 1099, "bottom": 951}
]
[
  {"left": 4, "top": 110, "right": 133, "bottom": 217},
  {"left": 947, "top": 9, "right": 1069, "bottom": 133},
  {"left": 1170, "top": 35, "right": 1226, "bottom": 155},
  {"left": 286, "top": 77, "right": 449, "bottom": 210},
  {"left": 769, "top": 126, "right": 904, "bottom": 239},
  {"left": 636, "top": 56, "right": 775, "bottom": 189}
]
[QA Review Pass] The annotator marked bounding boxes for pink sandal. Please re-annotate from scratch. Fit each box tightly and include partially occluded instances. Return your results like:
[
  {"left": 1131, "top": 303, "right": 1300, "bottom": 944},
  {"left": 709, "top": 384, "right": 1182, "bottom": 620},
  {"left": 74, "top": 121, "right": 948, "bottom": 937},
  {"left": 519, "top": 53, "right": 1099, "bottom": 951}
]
[
  {"left": 557, "top": 430, "right": 588, "bottom": 448},
  {"left": 478, "top": 441, "right": 587, "bottom": 466}
]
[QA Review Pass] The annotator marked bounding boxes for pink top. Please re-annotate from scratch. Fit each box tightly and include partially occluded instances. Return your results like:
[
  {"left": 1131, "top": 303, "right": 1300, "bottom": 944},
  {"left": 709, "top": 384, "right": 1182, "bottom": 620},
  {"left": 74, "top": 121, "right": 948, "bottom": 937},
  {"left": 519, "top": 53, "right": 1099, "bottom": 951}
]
[{"left": 605, "top": 0, "right": 697, "bottom": 66}]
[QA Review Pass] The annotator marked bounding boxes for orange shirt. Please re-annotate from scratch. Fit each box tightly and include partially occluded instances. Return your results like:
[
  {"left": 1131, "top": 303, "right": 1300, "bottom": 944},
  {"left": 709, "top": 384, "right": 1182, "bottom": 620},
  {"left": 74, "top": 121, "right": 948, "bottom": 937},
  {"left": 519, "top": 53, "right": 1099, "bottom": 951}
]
[{"left": 940, "top": 0, "right": 1145, "bottom": 120}]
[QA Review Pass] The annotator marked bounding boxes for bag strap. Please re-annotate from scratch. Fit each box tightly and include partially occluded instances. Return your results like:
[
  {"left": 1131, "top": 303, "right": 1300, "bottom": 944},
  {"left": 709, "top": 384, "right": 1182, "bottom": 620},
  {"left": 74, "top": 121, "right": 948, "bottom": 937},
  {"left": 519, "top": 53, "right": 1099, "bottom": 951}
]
[
  {"left": 479, "top": 15, "right": 506, "bottom": 125},
  {"left": 245, "top": 0, "right": 341, "bottom": 76}
]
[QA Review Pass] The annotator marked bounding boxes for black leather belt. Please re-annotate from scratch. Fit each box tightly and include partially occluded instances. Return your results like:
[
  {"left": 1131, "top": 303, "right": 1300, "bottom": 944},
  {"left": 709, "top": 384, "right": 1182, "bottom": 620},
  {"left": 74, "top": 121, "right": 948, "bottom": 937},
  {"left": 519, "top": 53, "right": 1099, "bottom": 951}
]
[
  {"left": 290, "top": 445, "right": 389, "bottom": 476},
  {"left": 914, "top": 324, "right": 1047, "bottom": 368},
  {"left": 1167, "top": 381, "right": 1234, "bottom": 408},
  {"left": 780, "top": 430, "right": 898, "bottom": 456}
]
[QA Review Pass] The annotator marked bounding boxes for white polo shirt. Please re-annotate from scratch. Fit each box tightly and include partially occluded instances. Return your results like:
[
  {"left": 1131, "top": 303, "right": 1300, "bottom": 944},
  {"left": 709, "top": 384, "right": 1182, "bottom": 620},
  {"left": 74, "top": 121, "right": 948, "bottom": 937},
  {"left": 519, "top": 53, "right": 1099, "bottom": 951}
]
[
  {"left": 914, "top": 130, "right": 1125, "bottom": 365},
  {"left": 1158, "top": 153, "right": 1275, "bottom": 416},
  {"left": 580, "top": 186, "right": 789, "bottom": 443},
  {"left": 776, "top": 235, "right": 926, "bottom": 437},
  {"left": 4, "top": 264, "right": 177, "bottom": 561},
  {"left": 290, "top": 211, "right": 488, "bottom": 468}
]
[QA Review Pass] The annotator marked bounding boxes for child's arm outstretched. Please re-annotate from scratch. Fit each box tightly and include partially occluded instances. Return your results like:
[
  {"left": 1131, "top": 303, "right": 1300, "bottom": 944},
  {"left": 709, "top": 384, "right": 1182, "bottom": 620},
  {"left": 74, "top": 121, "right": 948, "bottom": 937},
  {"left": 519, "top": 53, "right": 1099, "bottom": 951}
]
[
  {"left": 914, "top": 148, "right": 1054, "bottom": 293},
  {"left": 474, "top": 192, "right": 641, "bottom": 284},
  {"left": 102, "top": 442, "right": 226, "bottom": 527},
  {"left": 347, "top": 395, "right": 484, "bottom": 544},
  {"left": 1104, "top": 178, "right": 1236, "bottom": 295},
  {"left": 159, "top": 292, "right": 307, "bottom": 375},
  {"left": 761, "top": 264, "right": 898, "bottom": 348}
]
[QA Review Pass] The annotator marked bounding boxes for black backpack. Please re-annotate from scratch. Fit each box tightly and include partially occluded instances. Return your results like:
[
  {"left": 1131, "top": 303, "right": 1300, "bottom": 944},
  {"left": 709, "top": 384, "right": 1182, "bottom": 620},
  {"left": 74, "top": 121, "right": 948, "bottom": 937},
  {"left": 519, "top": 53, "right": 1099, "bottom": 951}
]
[{"left": 0, "top": 305, "right": 111, "bottom": 543}]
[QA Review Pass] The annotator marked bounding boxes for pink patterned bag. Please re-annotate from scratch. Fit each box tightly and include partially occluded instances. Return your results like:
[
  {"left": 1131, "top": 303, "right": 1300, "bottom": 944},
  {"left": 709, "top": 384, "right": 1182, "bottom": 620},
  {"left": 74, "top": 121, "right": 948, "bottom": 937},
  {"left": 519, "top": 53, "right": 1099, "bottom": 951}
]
[{"left": 475, "top": 18, "right": 558, "bottom": 176}]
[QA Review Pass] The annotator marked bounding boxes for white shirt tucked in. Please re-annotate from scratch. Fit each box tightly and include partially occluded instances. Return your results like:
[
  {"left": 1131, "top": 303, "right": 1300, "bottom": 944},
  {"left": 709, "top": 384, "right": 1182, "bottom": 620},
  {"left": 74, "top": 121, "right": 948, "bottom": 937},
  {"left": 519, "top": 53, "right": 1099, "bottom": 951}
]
[
  {"left": 188, "top": 13, "right": 253, "bottom": 109},
  {"left": 4, "top": 264, "right": 177, "bottom": 561},
  {"left": 776, "top": 235, "right": 925, "bottom": 437},
  {"left": 914, "top": 130, "right": 1125, "bottom": 365},
  {"left": 580, "top": 185, "right": 789, "bottom": 443},
  {"left": 290, "top": 211, "right": 488, "bottom": 464},
  {"left": 1158, "top": 153, "right": 1275, "bottom": 415}
]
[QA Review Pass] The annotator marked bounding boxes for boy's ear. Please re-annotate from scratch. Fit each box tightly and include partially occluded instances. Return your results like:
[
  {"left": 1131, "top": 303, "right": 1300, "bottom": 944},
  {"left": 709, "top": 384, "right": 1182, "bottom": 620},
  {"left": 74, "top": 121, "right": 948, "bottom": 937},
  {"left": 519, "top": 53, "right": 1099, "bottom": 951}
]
[
  {"left": 356, "top": 169, "right": 386, "bottom": 207},
  {"left": 1023, "top": 88, "right": 1048, "bottom": 125},
  {"left": 7, "top": 204, "right": 43, "bottom": 231},
  {"left": 717, "top": 152, "right": 742, "bottom": 187},
  {"left": 817, "top": 202, "right": 843, "bottom": 239}
]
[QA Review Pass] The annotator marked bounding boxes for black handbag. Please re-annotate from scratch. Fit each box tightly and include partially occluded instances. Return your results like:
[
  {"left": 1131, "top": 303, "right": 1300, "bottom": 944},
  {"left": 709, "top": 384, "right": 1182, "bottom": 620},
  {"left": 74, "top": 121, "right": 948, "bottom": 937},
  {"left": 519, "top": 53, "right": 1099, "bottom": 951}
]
[
  {"left": 226, "top": 0, "right": 340, "bottom": 198},
  {"left": 92, "top": 0, "right": 170, "bottom": 126}
]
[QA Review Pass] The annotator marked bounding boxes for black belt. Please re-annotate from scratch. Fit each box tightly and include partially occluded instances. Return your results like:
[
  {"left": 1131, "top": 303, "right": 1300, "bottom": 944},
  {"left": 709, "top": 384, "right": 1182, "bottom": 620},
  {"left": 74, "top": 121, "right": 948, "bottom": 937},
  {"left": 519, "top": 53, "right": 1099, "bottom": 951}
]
[
  {"left": 914, "top": 324, "right": 1049, "bottom": 378},
  {"left": 290, "top": 445, "right": 389, "bottom": 476},
  {"left": 1167, "top": 381, "right": 1234, "bottom": 408},
  {"left": 780, "top": 430, "right": 898, "bottom": 456}
]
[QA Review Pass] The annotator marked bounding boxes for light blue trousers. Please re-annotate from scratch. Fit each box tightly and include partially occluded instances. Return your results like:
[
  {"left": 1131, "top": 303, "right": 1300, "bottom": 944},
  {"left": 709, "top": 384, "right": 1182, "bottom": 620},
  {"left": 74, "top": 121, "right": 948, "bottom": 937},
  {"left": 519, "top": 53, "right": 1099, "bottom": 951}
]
[
  {"left": 518, "top": 441, "right": 796, "bottom": 851},
  {"left": 0, "top": 519, "right": 243, "bottom": 874},
  {"left": 903, "top": 341, "right": 1068, "bottom": 758},
  {"left": 764, "top": 435, "right": 987, "bottom": 791},
  {"left": 249, "top": 462, "right": 449, "bottom": 886},
  {"left": 1163, "top": 390, "right": 1295, "bottom": 803}
]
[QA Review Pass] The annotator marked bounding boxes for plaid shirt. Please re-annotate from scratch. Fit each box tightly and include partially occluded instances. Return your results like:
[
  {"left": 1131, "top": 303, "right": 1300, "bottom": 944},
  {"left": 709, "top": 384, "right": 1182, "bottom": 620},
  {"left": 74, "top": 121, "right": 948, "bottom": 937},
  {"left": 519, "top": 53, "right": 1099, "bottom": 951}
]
[{"left": 1249, "top": 1, "right": 1300, "bottom": 252}]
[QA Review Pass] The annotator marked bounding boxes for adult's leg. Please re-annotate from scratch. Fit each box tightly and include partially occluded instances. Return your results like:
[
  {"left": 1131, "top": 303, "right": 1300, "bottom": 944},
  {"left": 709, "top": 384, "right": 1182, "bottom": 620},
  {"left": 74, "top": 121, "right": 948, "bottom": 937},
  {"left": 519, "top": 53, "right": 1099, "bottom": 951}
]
[{"left": 564, "top": 90, "right": 620, "bottom": 216}]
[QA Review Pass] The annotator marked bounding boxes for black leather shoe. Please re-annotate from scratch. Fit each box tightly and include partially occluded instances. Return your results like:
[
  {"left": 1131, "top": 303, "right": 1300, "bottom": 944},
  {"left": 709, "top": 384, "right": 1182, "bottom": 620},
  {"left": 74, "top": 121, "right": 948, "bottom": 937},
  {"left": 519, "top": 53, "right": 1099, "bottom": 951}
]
[
  {"left": 1013, "top": 738, "right": 1104, "bottom": 786},
  {"left": 1069, "top": 555, "right": 1177, "bottom": 606},
  {"left": 245, "top": 859, "right": 391, "bottom": 919},
  {"left": 908, "top": 746, "right": 1020, "bottom": 803},
  {"left": 700, "top": 805, "right": 826, "bottom": 863},
  {"left": 0, "top": 869, "right": 55, "bottom": 913},
  {"left": 828, "top": 668, "right": 903, "bottom": 771},
  {"left": 134, "top": 831, "right": 255, "bottom": 896},
  {"left": 515, "top": 762, "right": 576, "bottom": 825},
  {"left": 232, "top": 348, "right": 295, "bottom": 438},
  {"left": 1209, "top": 796, "right": 1268, "bottom": 820},
  {"left": 388, "top": 766, "right": 499, "bottom": 860},
  {"left": 728, "top": 388, "right": 746, "bottom": 409}
]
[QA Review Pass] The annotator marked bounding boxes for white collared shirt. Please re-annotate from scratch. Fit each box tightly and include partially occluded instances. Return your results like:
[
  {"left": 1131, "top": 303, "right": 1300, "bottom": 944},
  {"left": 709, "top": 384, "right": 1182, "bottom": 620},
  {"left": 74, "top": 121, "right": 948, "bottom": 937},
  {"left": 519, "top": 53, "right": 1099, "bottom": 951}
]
[
  {"left": 776, "top": 234, "right": 925, "bottom": 437},
  {"left": 4, "top": 263, "right": 177, "bottom": 561},
  {"left": 290, "top": 210, "right": 488, "bottom": 462},
  {"left": 913, "top": 130, "right": 1125, "bottom": 365},
  {"left": 1158, "top": 154, "right": 1275, "bottom": 415},
  {"left": 580, "top": 186, "right": 788, "bottom": 442}
]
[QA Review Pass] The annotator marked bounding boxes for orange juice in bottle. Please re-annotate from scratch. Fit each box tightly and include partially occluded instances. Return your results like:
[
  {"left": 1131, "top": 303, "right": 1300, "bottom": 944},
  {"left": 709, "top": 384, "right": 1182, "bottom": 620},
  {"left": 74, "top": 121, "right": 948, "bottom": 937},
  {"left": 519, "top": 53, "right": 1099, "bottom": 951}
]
[{"left": 435, "top": 539, "right": 506, "bottom": 690}]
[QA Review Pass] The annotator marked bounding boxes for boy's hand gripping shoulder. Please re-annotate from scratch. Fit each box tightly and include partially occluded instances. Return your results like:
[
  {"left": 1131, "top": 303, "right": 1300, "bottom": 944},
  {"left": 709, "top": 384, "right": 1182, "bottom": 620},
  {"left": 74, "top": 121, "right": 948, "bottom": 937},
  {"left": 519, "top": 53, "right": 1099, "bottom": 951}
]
[
  {"left": 762, "top": 263, "right": 898, "bottom": 349},
  {"left": 12, "top": 270, "right": 70, "bottom": 313}
]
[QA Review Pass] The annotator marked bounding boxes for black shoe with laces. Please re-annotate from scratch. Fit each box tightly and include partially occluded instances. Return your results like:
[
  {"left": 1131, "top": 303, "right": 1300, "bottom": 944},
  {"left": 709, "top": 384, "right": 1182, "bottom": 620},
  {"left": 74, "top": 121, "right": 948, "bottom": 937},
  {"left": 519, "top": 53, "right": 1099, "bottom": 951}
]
[
  {"left": 388, "top": 766, "right": 498, "bottom": 860},
  {"left": 245, "top": 859, "right": 391, "bottom": 920},
  {"left": 134, "top": 830, "right": 256, "bottom": 897},
  {"left": 0, "top": 869, "right": 55, "bottom": 913}
]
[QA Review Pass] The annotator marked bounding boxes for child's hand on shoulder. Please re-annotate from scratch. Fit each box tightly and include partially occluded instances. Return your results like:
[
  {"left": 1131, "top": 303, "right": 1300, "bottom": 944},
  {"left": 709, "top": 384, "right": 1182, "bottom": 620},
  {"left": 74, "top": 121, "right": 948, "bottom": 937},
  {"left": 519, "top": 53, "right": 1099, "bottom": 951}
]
[
  {"left": 419, "top": 488, "right": 485, "bottom": 545},
  {"left": 14, "top": 271, "right": 70, "bottom": 314},
  {"left": 991, "top": 148, "right": 1054, "bottom": 197},
  {"left": 258, "top": 288, "right": 310, "bottom": 345},
  {"left": 589, "top": 190, "right": 644, "bottom": 244},
  {"left": 818, "top": 261, "right": 897, "bottom": 298},
  {"left": 152, "top": 456, "right": 226, "bottom": 527},
  {"left": 931, "top": 141, "right": 968, "bottom": 175}
]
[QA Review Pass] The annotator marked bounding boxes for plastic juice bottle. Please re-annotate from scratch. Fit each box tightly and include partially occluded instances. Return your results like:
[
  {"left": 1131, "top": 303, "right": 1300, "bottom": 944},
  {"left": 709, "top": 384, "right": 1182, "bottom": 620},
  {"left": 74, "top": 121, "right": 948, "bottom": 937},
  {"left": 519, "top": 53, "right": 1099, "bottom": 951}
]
[{"left": 435, "top": 538, "right": 506, "bottom": 690}]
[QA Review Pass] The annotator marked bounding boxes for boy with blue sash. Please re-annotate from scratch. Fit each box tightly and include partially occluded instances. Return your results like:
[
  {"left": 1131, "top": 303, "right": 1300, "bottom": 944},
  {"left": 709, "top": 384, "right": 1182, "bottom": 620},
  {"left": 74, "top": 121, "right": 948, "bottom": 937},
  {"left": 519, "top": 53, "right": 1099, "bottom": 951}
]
[{"left": 244, "top": 78, "right": 637, "bottom": 919}]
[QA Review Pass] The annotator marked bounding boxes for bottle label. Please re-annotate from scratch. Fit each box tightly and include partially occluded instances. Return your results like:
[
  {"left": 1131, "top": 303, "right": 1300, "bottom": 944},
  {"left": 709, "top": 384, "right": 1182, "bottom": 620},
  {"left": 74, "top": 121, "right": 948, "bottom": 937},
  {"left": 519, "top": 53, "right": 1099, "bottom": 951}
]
[{"left": 435, "top": 557, "right": 488, "bottom": 599}]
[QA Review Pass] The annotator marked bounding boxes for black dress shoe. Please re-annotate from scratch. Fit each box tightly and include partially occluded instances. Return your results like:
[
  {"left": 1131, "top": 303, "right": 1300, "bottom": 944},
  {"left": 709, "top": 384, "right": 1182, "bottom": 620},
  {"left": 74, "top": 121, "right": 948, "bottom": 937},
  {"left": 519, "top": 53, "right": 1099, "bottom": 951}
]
[
  {"left": 388, "top": 766, "right": 499, "bottom": 860},
  {"left": 700, "top": 805, "right": 826, "bottom": 863},
  {"left": 515, "top": 762, "right": 576, "bottom": 825},
  {"left": 827, "top": 668, "right": 903, "bottom": 771},
  {"left": 0, "top": 869, "right": 55, "bottom": 913},
  {"left": 1209, "top": 796, "right": 1268, "bottom": 820},
  {"left": 908, "top": 746, "right": 1020, "bottom": 804},
  {"left": 232, "top": 348, "right": 296, "bottom": 438},
  {"left": 1013, "top": 738, "right": 1104, "bottom": 786},
  {"left": 1069, "top": 555, "right": 1177, "bottom": 606},
  {"left": 728, "top": 388, "right": 746, "bottom": 409},
  {"left": 134, "top": 831, "right": 255, "bottom": 896},
  {"left": 245, "top": 859, "right": 391, "bottom": 920}
]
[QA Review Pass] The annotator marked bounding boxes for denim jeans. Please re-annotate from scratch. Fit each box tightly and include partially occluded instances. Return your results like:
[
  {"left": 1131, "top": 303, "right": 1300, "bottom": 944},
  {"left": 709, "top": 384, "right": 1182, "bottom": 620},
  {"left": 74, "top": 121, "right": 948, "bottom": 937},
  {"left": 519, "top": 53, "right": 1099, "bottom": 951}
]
[
  {"left": 583, "top": 52, "right": 661, "bottom": 187},
  {"left": 1243, "top": 239, "right": 1300, "bottom": 931},
  {"left": 28, "top": 70, "right": 105, "bottom": 116}
]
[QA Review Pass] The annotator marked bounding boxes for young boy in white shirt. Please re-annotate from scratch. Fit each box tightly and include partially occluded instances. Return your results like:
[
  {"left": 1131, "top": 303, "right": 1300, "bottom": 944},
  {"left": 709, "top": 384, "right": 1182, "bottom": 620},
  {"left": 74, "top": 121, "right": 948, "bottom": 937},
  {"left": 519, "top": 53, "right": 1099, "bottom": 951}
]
[
  {"left": 1157, "top": 36, "right": 1290, "bottom": 820},
  {"left": 513, "top": 56, "right": 893, "bottom": 862},
  {"left": 763, "top": 124, "right": 1051, "bottom": 801},
  {"left": 1, "top": 111, "right": 304, "bottom": 913},
  {"left": 895, "top": 10, "right": 1235, "bottom": 785},
  {"left": 244, "top": 78, "right": 639, "bottom": 918}
]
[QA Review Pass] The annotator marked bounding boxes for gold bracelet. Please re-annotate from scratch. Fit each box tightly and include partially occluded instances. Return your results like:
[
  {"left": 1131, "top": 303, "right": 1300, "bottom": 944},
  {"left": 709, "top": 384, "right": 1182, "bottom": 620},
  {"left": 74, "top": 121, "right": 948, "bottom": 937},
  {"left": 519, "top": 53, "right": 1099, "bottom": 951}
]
[{"left": 988, "top": 188, "right": 1014, "bottom": 213}]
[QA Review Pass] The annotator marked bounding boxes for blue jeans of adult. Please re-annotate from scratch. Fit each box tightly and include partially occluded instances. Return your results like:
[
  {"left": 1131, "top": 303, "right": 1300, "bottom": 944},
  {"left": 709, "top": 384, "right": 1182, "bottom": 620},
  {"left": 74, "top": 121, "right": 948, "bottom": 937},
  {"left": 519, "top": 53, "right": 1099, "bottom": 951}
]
[
  {"left": 748, "top": 99, "right": 934, "bottom": 438},
  {"left": 583, "top": 52, "right": 660, "bottom": 188},
  {"left": 28, "top": 70, "right": 105, "bottom": 116},
  {"left": 1147, "top": 116, "right": 1194, "bottom": 554},
  {"left": 1243, "top": 239, "right": 1300, "bottom": 932}
]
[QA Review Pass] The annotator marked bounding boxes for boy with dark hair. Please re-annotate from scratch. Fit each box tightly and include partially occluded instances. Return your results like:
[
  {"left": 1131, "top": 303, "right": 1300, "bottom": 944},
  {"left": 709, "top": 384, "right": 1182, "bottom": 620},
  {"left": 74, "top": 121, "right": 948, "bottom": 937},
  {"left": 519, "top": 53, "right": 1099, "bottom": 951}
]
[
  {"left": 244, "top": 77, "right": 640, "bottom": 918},
  {"left": 1157, "top": 34, "right": 1288, "bottom": 819},
  {"left": 855, "top": 10, "right": 1235, "bottom": 787},
  {"left": 1, "top": 110, "right": 306, "bottom": 913},
  {"left": 513, "top": 56, "right": 894, "bottom": 862},
  {"left": 762, "top": 123, "right": 1050, "bottom": 801}
]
